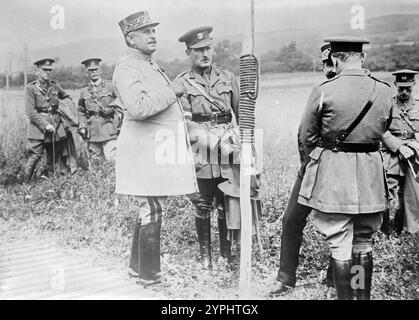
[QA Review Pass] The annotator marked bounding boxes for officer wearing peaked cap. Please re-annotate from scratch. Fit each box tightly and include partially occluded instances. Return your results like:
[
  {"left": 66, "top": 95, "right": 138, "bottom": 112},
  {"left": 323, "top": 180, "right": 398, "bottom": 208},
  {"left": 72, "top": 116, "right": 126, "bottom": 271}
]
[
  {"left": 171, "top": 26, "right": 241, "bottom": 269},
  {"left": 270, "top": 42, "right": 338, "bottom": 298},
  {"left": 320, "top": 43, "right": 337, "bottom": 79},
  {"left": 292, "top": 36, "right": 394, "bottom": 299},
  {"left": 23, "top": 58, "right": 74, "bottom": 182},
  {"left": 381, "top": 69, "right": 419, "bottom": 235},
  {"left": 77, "top": 58, "right": 123, "bottom": 161}
]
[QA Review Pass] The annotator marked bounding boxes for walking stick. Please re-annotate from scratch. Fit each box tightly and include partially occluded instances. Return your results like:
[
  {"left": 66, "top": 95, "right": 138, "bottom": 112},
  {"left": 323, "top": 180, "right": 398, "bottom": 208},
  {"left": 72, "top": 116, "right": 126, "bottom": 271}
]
[
  {"left": 239, "top": 0, "right": 259, "bottom": 299},
  {"left": 407, "top": 158, "right": 419, "bottom": 183},
  {"left": 49, "top": 113, "right": 56, "bottom": 174},
  {"left": 52, "top": 128, "right": 56, "bottom": 174}
]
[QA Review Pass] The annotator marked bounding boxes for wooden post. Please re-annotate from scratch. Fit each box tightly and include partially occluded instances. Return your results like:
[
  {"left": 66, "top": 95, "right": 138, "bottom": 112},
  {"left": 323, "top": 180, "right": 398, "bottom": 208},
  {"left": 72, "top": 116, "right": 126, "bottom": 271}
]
[{"left": 239, "top": 0, "right": 256, "bottom": 299}]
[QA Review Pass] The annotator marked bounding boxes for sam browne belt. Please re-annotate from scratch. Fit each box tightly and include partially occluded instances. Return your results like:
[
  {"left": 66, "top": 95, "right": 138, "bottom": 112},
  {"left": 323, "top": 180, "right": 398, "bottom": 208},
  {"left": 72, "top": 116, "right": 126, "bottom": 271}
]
[{"left": 192, "top": 112, "right": 232, "bottom": 125}]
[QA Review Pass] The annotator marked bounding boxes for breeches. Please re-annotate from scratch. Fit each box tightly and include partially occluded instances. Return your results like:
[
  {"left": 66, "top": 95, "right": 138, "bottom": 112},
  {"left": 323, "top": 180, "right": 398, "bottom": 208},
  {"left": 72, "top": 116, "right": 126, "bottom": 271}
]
[
  {"left": 313, "top": 210, "right": 383, "bottom": 260},
  {"left": 88, "top": 139, "right": 117, "bottom": 161},
  {"left": 188, "top": 178, "right": 226, "bottom": 219},
  {"left": 27, "top": 138, "right": 68, "bottom": 167}
]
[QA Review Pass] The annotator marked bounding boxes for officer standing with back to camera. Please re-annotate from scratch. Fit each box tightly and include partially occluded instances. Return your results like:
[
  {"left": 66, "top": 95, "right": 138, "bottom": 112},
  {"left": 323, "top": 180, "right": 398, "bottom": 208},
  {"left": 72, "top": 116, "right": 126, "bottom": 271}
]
[
  {"left": 172, "top": 26, "right": 239, "bottom": 268},
  {"left": 77, "top": 58, "right": 123, "bottom": 161},
  {"left": 381, "top": 69, "right": 419, "bottom": 235},
  {"left": 23, "top": 58, "right": 74, "bottom": 183},
  {"left": 270, "top": 43, "right": 336, "bottom": 297},
  {"left": 292, "top": 37, "right": 393, "bottom": 300}
]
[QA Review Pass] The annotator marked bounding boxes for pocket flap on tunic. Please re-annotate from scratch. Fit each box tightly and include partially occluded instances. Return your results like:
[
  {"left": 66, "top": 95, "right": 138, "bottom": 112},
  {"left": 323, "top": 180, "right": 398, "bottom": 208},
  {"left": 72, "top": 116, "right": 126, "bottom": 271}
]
[
  {"left": 309, "top": 146, "right": 324, "bottom": 161},
  {"left": 216, "top": 84, "right": 232, "bottom": 94},
  {"left": 187, "top": 89, "right": 202, "bottom": 97},
  {"left": 299, "top": 147, "right": 325, "bottom": 199},
  {"left": 409, "top": 112, "right": 419, "bottom": 120}
]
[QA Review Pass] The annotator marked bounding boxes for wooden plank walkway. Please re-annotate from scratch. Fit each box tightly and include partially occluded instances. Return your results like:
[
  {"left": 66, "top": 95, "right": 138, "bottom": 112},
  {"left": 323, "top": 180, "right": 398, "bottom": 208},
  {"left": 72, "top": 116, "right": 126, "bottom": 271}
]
[{"left": 0, "top": 240, "right": 164, "bottom": 300}]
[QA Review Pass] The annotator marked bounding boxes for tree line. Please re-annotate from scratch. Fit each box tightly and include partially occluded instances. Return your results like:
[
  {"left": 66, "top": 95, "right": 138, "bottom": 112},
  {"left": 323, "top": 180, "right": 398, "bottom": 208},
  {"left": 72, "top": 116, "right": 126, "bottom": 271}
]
[{"left": 1, "top": 40, "right": 419, "bottom": 89}]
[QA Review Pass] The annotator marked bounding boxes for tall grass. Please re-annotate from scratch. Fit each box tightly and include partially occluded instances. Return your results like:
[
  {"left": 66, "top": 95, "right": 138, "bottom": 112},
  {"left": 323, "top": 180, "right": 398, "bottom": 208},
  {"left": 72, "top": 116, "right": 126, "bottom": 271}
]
[{"left": 0, "top": 75, "right": 418, "bottom": 299}]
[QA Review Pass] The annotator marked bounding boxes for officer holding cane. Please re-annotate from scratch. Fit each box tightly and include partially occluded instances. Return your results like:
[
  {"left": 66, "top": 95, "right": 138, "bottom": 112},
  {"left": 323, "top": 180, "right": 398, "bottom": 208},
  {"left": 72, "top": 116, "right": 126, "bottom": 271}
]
[{"left": 23, "top": 58, "right": 73, "bottom": 182}]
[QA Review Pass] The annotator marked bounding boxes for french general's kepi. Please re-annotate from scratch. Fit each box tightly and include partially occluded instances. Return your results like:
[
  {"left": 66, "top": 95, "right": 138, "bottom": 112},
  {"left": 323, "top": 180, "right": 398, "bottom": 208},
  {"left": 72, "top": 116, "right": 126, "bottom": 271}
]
[{"left": 118, "top": 11, "right": 159, "bottom": 36}]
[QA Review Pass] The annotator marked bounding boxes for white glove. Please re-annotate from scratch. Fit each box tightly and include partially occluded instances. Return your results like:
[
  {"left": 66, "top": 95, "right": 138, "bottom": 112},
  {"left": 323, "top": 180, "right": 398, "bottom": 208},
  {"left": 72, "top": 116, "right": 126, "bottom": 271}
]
[{"left": 45, "top": 124, "right": 55, "bottom": 133}]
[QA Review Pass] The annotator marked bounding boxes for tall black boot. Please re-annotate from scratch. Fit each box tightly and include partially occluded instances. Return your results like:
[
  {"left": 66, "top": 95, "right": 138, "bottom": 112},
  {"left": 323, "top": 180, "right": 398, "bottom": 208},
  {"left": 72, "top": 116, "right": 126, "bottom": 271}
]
[
  {"left": 138, "top": 221, "right": 161, "bottom": 284},
  {"left": 23, "top": 156, "right": 40, "bottom": 183},
  {"left": 380, "top": 209, "right": 391, "bottom": 237},
  {"left": 218, "top": 218, "right": 231, "bottom": 263},
  {"left": 352, "top": 252, "right": 373, "bottom": 300},
  {"left": 325, "top": 255, "right": 334, "bottom": 287},
  {"left": 332, "top": 258, "right": 353, "bottom": 300},
  {"left": 393, "top": 206, "right": 404, "bottom": 236},
  {"left": 195, "top": 216, "right": 212, "bottom": 269},
  {"left": 128, "top": 221, "right": 141, "bottom": 277}
]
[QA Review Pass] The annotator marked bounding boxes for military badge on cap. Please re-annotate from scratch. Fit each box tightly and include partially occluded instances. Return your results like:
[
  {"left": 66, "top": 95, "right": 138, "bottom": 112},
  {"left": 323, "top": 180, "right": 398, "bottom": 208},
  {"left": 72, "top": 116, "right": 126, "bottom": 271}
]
[
  {"left": 320, "top": 44, "right": 331, "bottom": 63},
  {"left": 81, "top": 58, "right": 102, "bottom": 70},
  {"left": 118, "top": 11, "right": 159, "bottom": 36},
  {"left": 178, "top": 26, "right": 214, "bottom": 49},
  {"left": 34, "top": 58, "right": 56, "bottom": 70},
  {"left": 324, "top": 36, "right": 370, "bottom": 53},
  {"left": 392, "top": 69, "right": 418, "bottom": 87}
]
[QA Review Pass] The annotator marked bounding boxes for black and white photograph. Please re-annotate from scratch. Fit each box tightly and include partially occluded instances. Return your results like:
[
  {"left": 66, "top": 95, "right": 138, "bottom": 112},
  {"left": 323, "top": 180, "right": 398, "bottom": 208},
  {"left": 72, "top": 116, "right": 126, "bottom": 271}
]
[{"left": 0, "top": 0, "right": 418, "bottom": 303}]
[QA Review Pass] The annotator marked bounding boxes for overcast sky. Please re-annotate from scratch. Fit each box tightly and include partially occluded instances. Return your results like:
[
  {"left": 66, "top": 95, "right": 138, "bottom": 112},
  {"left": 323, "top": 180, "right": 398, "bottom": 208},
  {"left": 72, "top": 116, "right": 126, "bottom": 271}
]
[{"left": 1, "top": 0, "right": 419, "bottom": 65}]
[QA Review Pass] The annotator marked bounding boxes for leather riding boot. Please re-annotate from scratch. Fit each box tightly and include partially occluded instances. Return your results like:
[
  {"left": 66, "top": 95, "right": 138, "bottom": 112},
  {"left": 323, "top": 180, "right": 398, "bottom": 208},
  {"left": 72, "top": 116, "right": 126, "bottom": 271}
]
[
  {"left": 23, "top": 156, "right": 40, "bottom": 183},
  {"left": 380, "top": 209, "right": 391, "bottom": 237},
  {"left": 352, "top": 252, "right": 373, "bottom": 300},
  {"left": 332, "top": 258, "right": 353, "bottom": 300},
  {"left": 325, "top": 255, "right": 334, "bottom": 288},
  {"left": 393, "top": 206, "right": 404, "bottom": 236},
  {"left": 128, "top": 221, "right": 141, "bottom": 277},
  {"left": 218, "top": 218, "right": 231, "bottom": 263},
  {"left": 195, "top": 216, "right": 212, "bottom": 269},
  {"left": 138, "top": 221, "right": 161, "bottom": 282}
]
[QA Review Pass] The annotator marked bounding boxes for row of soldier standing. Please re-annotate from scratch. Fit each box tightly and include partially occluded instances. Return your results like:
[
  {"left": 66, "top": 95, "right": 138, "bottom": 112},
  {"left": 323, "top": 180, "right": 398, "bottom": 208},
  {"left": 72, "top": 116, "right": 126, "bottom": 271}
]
[
  {"left": 22, "top": 57, "right": 123, "bottom": 183},
  {"left": 21, "top": 9, "right": 419, "bottom": 298}
]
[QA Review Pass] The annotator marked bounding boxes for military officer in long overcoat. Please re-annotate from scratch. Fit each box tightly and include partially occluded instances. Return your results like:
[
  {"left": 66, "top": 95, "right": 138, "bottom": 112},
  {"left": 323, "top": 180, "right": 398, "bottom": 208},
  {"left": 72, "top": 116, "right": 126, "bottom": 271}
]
[
  {"left": 295, "top": 37, "right": 393, "bottom": 300},
  {"left": 23, "top": 58, "right": 74, "bottom": 182},
  {"left": 172, "top": 26, "right": 239, "bottom": 268},
  {"left": 78, "top": 58, "right": 123, "bottom": 161},
  {"left": 113, "top": 11, "right": 197, "bottom": 287},
  {"left": 381, "top": 69, "right": 419, "bottom": 235}
]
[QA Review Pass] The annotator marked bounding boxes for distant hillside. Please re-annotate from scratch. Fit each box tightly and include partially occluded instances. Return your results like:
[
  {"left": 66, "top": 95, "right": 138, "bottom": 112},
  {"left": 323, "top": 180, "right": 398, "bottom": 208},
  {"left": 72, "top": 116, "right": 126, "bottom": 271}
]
[
  {"left": 253, "top": 14, "right": 419, "bottom": 56},
  {"left": 14, "top": 14, "right": 419, "bottom": 69},
  {"left": 29, "top": 37, "right": 186, "bottom": 69}
]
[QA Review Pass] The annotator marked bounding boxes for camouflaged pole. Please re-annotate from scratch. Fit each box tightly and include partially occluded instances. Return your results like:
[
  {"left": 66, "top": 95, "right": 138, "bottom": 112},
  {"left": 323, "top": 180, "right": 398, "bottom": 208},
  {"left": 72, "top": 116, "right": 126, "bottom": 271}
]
[{"left": 239, "top": 0, "right": 259, "bottom": 298}]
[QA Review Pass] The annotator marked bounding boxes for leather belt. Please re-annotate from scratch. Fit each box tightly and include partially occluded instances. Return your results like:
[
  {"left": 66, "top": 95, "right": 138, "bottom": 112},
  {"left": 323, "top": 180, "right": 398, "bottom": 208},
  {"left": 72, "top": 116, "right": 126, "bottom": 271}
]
[
  {"left": 392, "top": 131, "right": 415, "bottom": 140},
  {"left": 317, "top": 140, "right": 380, "bottom": 153},
  {"left": 36, "top": 110, "right": 58, "bottom": 115},
  {"left": 88, "top": 110, "right": 101, "bottom": 117},
  {"left": 192, "top": 112, "right": 232, "bottom": 125}
]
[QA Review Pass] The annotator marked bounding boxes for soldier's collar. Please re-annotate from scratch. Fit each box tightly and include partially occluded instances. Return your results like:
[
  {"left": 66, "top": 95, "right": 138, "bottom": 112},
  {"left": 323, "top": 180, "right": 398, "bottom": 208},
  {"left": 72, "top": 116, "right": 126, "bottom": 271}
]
[
  {"left": 90, "top": 78, "right": 102, "bottom": 87},
  {"left": 190, "top": 64, "right": 218, "bottom": 76},
  {"left": 37, "top": 78, "right": 50, "bottom": 87},
  {"left": 338, "top": 68, "right": 366, "bottom": 76},
  {"left": 397, "top": 96, "right": 415, "bottom": 109},
  {"left": 126, "top": 47, "right": 153, "bottom": 63},
  {"left": 212, "top": 64, "right": 221, "bottom": 76}
]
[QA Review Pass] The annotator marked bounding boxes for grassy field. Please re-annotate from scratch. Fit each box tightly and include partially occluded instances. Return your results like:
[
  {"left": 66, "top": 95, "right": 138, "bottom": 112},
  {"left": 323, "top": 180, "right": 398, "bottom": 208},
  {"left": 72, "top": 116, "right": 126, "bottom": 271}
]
[{"left": 0, "top": 72, "right": 418, "bottom": 300}]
